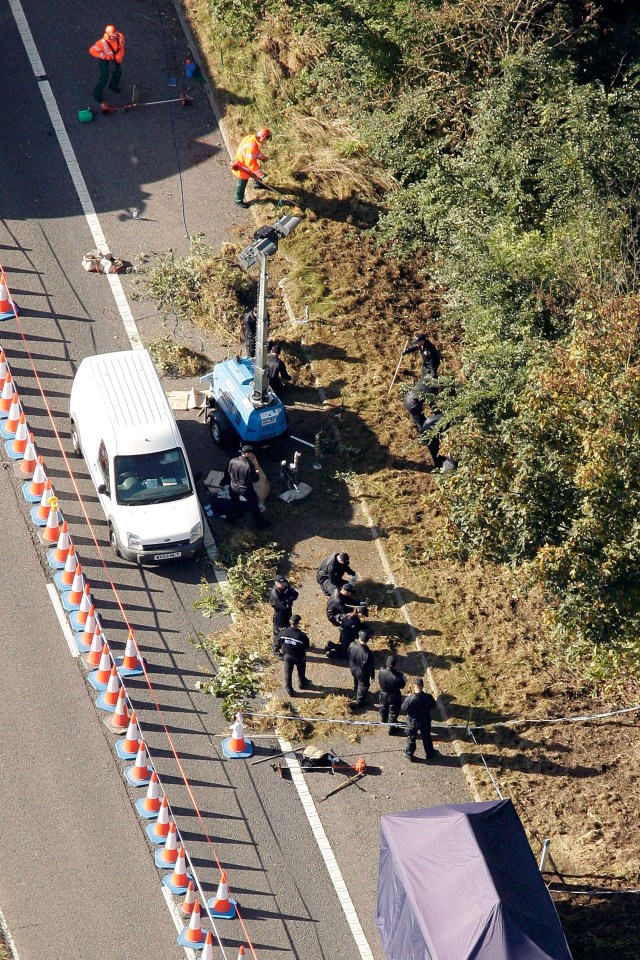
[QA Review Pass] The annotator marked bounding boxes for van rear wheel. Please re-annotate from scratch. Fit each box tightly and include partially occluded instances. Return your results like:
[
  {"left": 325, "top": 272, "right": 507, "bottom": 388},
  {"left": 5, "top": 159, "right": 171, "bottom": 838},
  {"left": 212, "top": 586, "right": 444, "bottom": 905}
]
[
  {"left": 70, "top": 419, "right": 81, "bottom": 456},
  {"left": 109, "top": 524, "right": 122, "bottom": 558}
]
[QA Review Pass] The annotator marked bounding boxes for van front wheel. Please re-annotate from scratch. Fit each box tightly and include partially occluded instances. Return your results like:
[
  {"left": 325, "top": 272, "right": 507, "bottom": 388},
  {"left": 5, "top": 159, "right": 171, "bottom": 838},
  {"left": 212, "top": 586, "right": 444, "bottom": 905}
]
[
  {"left": 70, "top": 419, "right": 81, "bottom": 456},
  {"left": 109, "top": 524, "right": 122, "bottom": 558}
]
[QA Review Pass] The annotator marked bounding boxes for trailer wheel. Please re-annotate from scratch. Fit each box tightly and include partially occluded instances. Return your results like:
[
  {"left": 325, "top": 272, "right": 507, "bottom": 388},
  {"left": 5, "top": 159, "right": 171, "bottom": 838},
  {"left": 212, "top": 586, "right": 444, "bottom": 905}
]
[{"left": 210, "top": 412, "right": 234, "bottom": 447}]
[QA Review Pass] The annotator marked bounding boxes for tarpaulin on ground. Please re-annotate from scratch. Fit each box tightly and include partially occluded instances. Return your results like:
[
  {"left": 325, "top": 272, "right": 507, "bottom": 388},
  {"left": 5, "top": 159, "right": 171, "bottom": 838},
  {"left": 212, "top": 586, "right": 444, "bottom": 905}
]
[{"left": 375, "top": 799, "right": 572, "bottom": 960}]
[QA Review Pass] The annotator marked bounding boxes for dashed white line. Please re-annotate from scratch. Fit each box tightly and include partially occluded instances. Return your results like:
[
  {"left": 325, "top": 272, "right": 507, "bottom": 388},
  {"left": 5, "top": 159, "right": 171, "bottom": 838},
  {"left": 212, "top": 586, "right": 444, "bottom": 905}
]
[
  {"left": 278, "top": 739, "right": 375, "bottom": 960},
  {"left": 8, "top": 0, "right": 143, "bottom": 352},
  {"left": 160, "top": 886, "right": 198, "bottom": 960},
  {"left": 46, "top": 583, "right": 79, "bottom": 658},
  {"left": 0, "top": 905, "right": 22, "bottom": 960}
]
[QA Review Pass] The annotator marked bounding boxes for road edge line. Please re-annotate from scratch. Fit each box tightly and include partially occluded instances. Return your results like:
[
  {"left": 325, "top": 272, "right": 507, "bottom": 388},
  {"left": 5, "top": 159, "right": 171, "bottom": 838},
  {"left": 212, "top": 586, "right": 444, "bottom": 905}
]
[
  {"left": 278, "top": 739, "right": 375, "bottom": 960},
  {"left": 45, "top": 583, "right": 79, "bottom": 658}
]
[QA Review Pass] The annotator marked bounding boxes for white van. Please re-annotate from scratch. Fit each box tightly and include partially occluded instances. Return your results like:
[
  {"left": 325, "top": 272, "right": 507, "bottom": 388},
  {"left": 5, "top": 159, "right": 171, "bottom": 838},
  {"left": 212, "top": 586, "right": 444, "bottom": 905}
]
[{"left": 69, "top": 350, "right": 204, "bottom": 563}]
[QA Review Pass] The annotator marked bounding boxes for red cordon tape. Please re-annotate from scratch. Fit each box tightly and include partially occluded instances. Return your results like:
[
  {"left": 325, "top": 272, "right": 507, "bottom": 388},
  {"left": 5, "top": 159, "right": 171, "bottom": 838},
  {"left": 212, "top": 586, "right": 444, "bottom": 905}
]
[{"left": 0, "top": 261, "right": 260, "bottom": 960}]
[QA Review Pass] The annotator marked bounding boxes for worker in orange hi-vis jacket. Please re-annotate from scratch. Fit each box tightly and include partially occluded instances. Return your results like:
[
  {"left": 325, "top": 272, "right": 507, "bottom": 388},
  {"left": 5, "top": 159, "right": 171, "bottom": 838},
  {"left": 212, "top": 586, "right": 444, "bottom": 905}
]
[
  {"left": 231, "top": 128, "right": 271, "bottom": 207},
  {"left": 90, "top": 24, "right": 125, "bottom": 102}
]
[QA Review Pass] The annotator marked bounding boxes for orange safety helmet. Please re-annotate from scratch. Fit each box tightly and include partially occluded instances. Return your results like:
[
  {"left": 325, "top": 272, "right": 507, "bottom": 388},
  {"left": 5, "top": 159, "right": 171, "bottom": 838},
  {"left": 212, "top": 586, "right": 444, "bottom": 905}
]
[
  {"left": 105, "top": 24, "right": 118, "bottom": 37},
  {"left": 256, "top": 128, "right": 271, "bottom": 142}
]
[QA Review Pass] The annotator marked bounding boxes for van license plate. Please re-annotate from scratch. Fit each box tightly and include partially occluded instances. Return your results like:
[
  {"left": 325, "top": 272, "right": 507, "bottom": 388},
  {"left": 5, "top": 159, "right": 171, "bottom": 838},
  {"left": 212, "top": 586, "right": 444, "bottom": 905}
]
[{"left": 153, "top": 551, "right": 182, "bottom": 560}]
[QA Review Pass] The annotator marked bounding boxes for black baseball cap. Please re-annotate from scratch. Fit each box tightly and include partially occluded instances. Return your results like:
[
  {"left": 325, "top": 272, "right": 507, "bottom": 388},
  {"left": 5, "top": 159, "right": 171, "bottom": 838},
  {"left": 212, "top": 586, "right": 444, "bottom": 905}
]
[
  {"left": 241, "top": 444, "right": 253, "bottom": 454},
  {"left": 358, "top": 630, "right": 370, "bottom": 642},
  {"left": 341, "top": 583, "right": 355, "bottom": 594},
  {"left": 275, "top": 575, "right": 287, "bottom": 584},
  {"left": 291, "top": 614, "right": 301, "bottom": 625}
]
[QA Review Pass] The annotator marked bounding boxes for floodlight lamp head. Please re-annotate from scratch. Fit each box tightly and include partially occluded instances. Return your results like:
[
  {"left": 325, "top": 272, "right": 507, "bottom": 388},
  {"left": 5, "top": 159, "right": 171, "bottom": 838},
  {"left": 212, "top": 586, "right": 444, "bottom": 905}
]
[{"left": 273, "top": 215, "right": 301, "bottom": 238}]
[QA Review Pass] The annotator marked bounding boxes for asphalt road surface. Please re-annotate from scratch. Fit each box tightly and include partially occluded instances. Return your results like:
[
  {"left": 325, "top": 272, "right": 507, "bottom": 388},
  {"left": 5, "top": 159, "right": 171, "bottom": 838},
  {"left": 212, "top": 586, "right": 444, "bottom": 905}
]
[{"left": 0, "top": 1, "right": 470, "bottom": 958}]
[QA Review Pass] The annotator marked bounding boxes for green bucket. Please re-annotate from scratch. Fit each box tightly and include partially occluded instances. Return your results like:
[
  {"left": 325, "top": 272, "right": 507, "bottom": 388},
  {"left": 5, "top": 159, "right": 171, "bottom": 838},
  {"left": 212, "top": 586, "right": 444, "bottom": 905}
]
[{"left": 78, "top": 109, "right": 93, "bottom": 123}]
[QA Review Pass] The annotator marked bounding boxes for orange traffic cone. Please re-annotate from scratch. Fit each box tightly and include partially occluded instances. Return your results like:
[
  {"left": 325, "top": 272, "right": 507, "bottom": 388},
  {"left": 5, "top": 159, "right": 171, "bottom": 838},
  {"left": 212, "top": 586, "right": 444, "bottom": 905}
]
[
  {"left": 77, "top": 607, "right": 98, "bottom": 654},
  {"left": 23, "top": 455, "right": 46, "bottom": 502},
  {"left": 96, "top": 664, "right": 121, "bottom": 712},
  {"left": 16, "top": 431, "right": 37, "bottom": 477},
  {"left": 135, "top": 768, "right": 162, "bottom": 819},
  {"left": 0, "top": 350, "right": 7, "bottom": 391},
  {"left": 177, "top": 901, "right": 206, "bottom": 947},
  {"left": 5, "top": 412, "right": 28, "bottom": 458},
  {"left": 222, "top": 711, "right": 253, "bottom": 758},
  {"left": 108, "top": 687, "right": 129, "bottom": 731},
  {"left": 155, "top": 823, "right": 178, "bottom": 868},
  {"left": 1, "top": 391, "right": 22, "bottom": 438},
  {"left": 47, "top": 519, "right": 70, "bottom": 570},
  {"left": 236, "top": 947, "right": 245, "bottom": 960},
  {"left": 0, "top": 369, "right": 14, "bottom": 414},
  {"left": 207, "top": 871, "right": 237, "bottom": 919},
  {"left": 181, "top": 881, "right": 197, "bottom": 917},
  {"left": 40, "top": 496, "right": 61, "bottom": 545},
  {"left": 124, "top": 740, "right": 152, "bottom": 786},
  {"left": 146, "top": 795, "right": 170, "bottom": 844},
  {"left": 30, "top": 477, "right": 53, "bottom": 524},
  {"left": 115, "top": 627, "right": 144, "bottom": 676},
  {"left": 202, "top": 933, "right": 215, "bottom": 960},
  {"left": 0, "top": 271, "right": 18, "bottom": 319},
  {"left": 70, "top": 583, "right": 92, "bottom": 630},
  {"left": 88, "top": 642, "right": 112, "bottom": 688},
  {"left": 61, "top": 562, "right": 85, "bottom": 609},
  {"left": 162, "top": 845, "right": 192, "bottom": 895},
  {"left": 117, "top": 711, "right": 141, "bottom": 760},
  {"left": 84, "top": 621, "right": 104, "bottom": 666},
  {"left": 53, "top": 542, "right": 77, "bottom": 588}
]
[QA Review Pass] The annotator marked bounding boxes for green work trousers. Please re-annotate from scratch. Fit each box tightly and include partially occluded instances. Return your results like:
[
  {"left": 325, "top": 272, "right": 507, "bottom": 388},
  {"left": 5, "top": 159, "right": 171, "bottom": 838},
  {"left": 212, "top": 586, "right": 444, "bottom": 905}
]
[
  {"left": 94, "top": 60, "right": 122, "bottom": 101},
  {"left": 234, "top": 177, "right": 249, "bottom": 204}
]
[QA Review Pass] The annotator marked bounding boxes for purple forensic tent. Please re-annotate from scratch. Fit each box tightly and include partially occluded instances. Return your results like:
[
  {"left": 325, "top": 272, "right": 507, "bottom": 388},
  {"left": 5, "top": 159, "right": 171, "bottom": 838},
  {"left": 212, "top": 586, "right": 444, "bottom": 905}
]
[{"left": 376, "top": 800, "right": 572, "bottom": 960}]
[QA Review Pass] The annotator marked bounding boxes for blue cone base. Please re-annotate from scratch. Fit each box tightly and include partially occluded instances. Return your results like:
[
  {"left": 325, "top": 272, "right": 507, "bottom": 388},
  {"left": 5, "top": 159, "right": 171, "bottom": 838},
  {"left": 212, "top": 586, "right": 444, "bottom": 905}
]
[
  {"left": 61, "top": 592, "right": 81, "bottom": 612},
  {"left": 177, "top": 929, "right": 206, "bottom": 949},
  {"left": 95, "top": 691, "right": 118, "bottom": 713},
  {"left": 124, "top": 765, "right": 152, "bottom": 787},
  {"left": 146, "top": 821, "right": 168, "bottom": 845},
  {"left": 114, "top": 658, "right": 144, "bottom": 677},
  {"left": 155, "top": 849, "right": 178, "bottom": 869},
  {"left": 162, "top": 872, "right": 193, "bottom": 896},
  {"left": 23, "top": 482, "right": 43, "bottom": 503},
  {"left": 221, "top": 737, "right": 253, "bottom": 759},
  {"left": 4, "top": 439, "right": 24, "bottom": 459},
  {"left": 54, "top": 570, "right": 76, "bottom": 591},
  {"left": 70, "top": 608, "right": 90, "bottom": 631},
  {"left": 0, "top": 422, "right": 17, "bottom": 441},
  {"left": 29, "top": 505, "right": 48, "bottom": 526},
  {"left": 0, "top": 302, "right": 18, "bottom": 320},
  {"left": 206, "top": 898, "right": 237, "bottom": 920},
  {"left": 87, "top": 670, "right": 109, "bottom": 692},
  {"left": 47, "top": 549, "right": 67, "bottom": 570},
  {"left": 115, "top": 739, "right": 139, "bottom": 761},
  {"left": 134, "top": 796, "right": 160, "bottom": 820},
  {"left": 75, "top": 631, "right": 93, "bottom": 653}
]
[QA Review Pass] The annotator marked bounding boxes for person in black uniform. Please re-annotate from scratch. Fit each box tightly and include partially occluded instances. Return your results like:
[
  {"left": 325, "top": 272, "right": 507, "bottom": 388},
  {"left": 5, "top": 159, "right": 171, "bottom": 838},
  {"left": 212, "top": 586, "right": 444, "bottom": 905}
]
[
  {"left": 266, "top": 343, "right": 291, "bottom": 393},
  {"left": 316, "top": 551, "right": 356, "bottom": 597},
  {"left": 403, "top": 378, "right": 438, "bottom": 433},
  {"left": 378, "top": 655, "right": 406, "bottom": 734},
  {"left": 243, "top": 306, "right": 258, "bottom": 357},
  {"left": 402, "top": 332, "right": 441, "bottom": 379},
  {"left": 275, "top": 614, "right": 310, "bottom": 695},
  {"left": 325, "top": 603, "right": 369, "bottom": 659},
  {"left": 348, "top": 631, "right": 375, "bottom": 710},
  {"left": 401, "top": 678, "right": 441, "bottom": 761},
  {"left": 226, "top": 445, "right": 266, "bottom": 527},
  {"left": 326, "top": 582, "right": 357, "bottom": 628},
  {"left": 269, "top": 575, "right": 299, "bottom": 650}
]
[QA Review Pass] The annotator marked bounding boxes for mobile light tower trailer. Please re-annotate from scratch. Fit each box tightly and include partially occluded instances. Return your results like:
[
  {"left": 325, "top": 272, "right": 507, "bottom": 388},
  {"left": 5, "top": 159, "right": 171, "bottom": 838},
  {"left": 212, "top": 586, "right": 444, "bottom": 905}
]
[{"left": 201, "top": 215, "right": 301, "bottom": 447}]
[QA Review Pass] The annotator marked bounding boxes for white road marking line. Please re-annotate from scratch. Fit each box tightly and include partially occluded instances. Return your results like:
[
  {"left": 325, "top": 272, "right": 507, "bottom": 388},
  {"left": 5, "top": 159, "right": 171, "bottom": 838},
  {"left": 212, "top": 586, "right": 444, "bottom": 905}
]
[
  {"left": 0, "top": 905, "right": 22, "bottom": 960},
  {"left": 278, "top": 739, "right": 375, "bottom": 960},
  {"left": 8, "top": 0, "right": 143, "bottom": 353},
  {"left": 46, "top": 583, "right": 79, "bottom": 658},
  {"left": 160, "top": 885, "right": 198, "bottom": 960}
]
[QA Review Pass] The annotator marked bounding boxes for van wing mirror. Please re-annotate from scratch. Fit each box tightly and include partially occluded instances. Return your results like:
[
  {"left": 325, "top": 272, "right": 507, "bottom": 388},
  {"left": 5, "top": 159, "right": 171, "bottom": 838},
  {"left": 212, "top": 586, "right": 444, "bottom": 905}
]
[{"left": 97, "top": 483, "right": 107, "bottom": 495}]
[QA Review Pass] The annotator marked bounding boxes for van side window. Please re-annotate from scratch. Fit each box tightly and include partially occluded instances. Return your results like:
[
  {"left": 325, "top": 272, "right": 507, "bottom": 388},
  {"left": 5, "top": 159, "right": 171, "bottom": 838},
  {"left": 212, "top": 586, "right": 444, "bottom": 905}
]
[{"left": 98, "top": 441, "right": 111, "bottom": 496}]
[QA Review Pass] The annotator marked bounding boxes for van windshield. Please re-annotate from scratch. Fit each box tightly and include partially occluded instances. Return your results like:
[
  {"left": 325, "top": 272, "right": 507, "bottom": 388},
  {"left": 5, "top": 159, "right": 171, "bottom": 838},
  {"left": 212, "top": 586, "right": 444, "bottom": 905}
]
[{"left": 114, "top": 448, "right": 193, "bottom": 506}]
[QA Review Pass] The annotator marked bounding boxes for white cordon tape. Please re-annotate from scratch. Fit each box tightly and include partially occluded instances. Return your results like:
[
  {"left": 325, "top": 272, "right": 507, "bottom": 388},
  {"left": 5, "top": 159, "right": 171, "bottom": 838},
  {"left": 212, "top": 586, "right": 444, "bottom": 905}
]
[
  {"left": 8, "top": 0, "right": 143, "bottom": 352},
  {"left": 0, "top": 905, "right": 21, "bottom": 960},
  {"left": 244, "top": 702, "right": 640, "bottom": 730}
]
